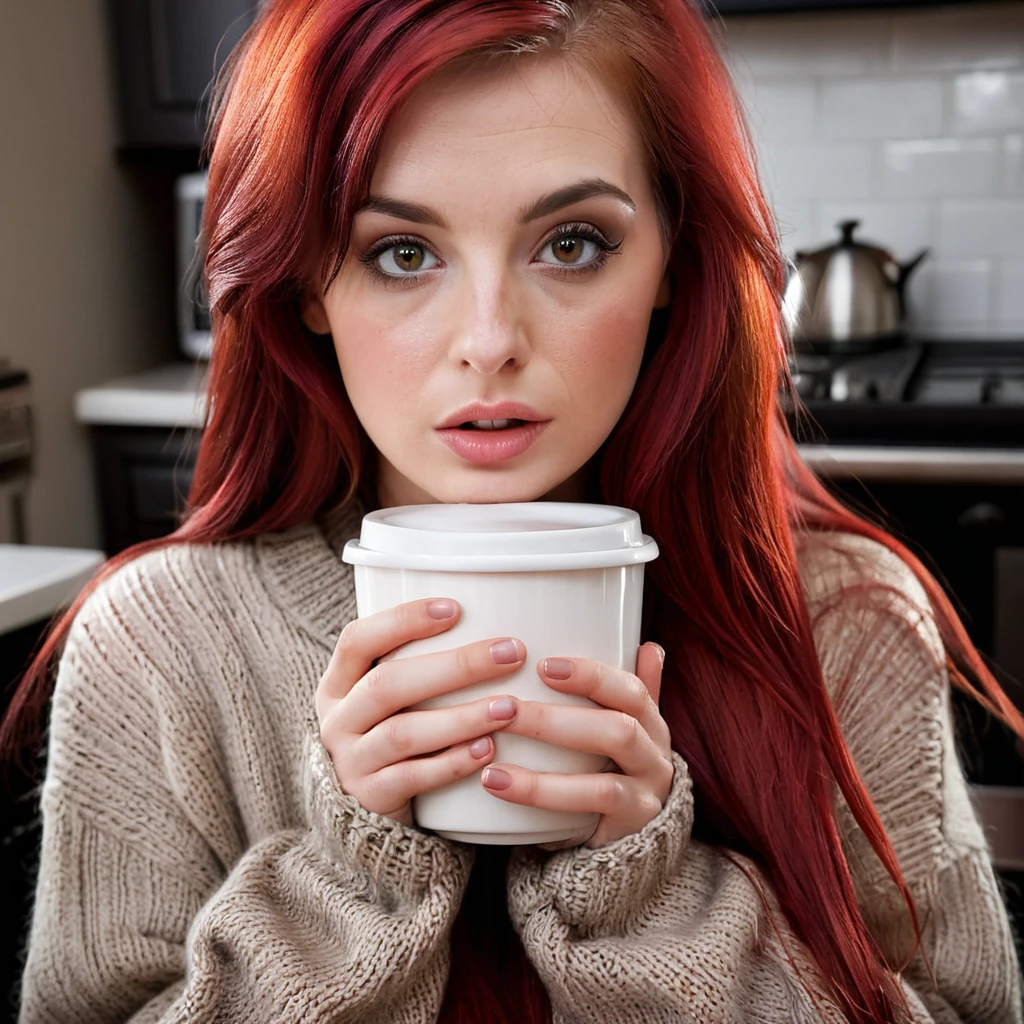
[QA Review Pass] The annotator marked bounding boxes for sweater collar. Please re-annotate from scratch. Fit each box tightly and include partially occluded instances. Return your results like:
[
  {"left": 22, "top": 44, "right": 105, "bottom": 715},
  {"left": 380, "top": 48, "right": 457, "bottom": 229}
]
[{"left": 254, "top": 498, "right": 367, "bottom": 648}]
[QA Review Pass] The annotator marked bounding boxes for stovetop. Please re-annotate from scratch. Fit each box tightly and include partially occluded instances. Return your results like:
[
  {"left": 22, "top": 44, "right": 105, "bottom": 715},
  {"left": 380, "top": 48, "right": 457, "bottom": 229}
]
[{"left": 785, "top": 339, "right": 1024, "bottom": 448}]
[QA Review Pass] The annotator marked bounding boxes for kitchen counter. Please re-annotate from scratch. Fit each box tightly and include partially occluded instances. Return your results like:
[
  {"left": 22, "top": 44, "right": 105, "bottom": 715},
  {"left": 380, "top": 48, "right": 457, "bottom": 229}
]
[
  {"left": 0, "top": 544, "right": 105, "bottom": 635},
  {"left": 75, "top": 362, "right": 208, "bottom": 429},
  {"left": 74, "top": 362, "right": 1024, "bottom": 483}
]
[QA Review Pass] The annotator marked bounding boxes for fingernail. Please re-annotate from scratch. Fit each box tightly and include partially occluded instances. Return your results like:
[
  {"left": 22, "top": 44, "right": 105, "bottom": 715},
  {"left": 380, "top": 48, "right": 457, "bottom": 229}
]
[
  {"left": 469, "top": 737, "right": 491, "bottom": 758},
  {"left": 490, "top": 639, "right": 522, "bottom": 665},
  {"left": 482, "top": 767, "right": 512, "bottom": 790},
  {"left": 426, "top": 599, "right": 457, "bottom": 619},
  {"left": 488, "top": 696, "right": 516, "bottom": 720},
  {"left": 543, "top": 657, "right": 573, "bottom": 679},
  {"left": 651, "top": 643, "right": 666, "bottom": 666}
]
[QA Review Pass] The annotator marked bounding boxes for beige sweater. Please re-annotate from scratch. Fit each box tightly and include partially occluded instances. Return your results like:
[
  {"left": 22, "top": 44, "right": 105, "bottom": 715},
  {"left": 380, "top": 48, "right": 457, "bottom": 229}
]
[{"left": 19, "top": 501, "right": 1023, "bottom": 1023}]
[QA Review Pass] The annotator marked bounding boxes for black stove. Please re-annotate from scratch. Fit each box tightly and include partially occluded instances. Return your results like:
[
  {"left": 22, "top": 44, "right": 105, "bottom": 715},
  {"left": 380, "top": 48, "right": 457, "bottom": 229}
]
[{"left": 785, "top": 340, "right": 1024, "bottom": 448}]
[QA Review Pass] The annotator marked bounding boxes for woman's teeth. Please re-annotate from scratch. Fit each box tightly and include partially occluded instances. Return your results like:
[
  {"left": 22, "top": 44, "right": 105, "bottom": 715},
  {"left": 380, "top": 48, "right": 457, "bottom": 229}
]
[{"left": 463, "top": 419, "right": 524, "bottom": 430}]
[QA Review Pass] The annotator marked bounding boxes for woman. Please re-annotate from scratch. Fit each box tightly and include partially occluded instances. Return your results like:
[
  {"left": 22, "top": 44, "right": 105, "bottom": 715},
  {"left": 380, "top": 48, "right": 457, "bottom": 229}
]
[{"left": 7, "top": 0, "right": 1023, "bottom": 1021}]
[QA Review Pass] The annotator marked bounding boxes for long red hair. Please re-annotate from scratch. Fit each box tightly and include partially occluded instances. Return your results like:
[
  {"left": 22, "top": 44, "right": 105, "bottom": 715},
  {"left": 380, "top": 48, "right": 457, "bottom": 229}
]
[{"left": 5, "top": 2, "right": 1023, "bottom": 1022}]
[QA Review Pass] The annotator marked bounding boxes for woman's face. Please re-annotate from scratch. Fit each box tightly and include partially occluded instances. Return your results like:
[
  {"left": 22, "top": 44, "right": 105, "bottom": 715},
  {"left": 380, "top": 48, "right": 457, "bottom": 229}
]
[{"left": 304, "top": 57, "right": 670, "bottom": 508}]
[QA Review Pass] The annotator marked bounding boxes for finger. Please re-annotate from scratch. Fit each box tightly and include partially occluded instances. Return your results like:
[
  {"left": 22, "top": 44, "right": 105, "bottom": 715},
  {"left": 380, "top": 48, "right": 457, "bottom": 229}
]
[
  {"left": 501, "top": 701, "right": 668, "bottom": 781},
  {"left": 340, "top": 636, "right": 525, "bottom": 735},
  {"left": 316, "top": 598, "right": 462, "bottom": 715},
  {"left": 636, "top": 642, "right": 666, "bottom": 706},
  {"left": 359, "top": 737, "right": 497, "bottom": 813},
  {"left": 346, "top": 695, "right": 519, "bottom": 775},
  {"left": 537, "top": 823, "right": 598, "bottom": 852},
  {"left": 537, "top": 654, "right": 669, "bottom": 751},
  {"left": 481, "top": 764, "right": 661, "bottom": 822}
]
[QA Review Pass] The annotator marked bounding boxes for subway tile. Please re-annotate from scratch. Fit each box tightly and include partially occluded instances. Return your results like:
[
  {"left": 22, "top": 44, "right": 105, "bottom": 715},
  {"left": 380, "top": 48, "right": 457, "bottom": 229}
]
[
  {"left": 819, "top": 78, "right": 943, "bottom": 140},
  {"left": 759, "top": 141, "right": 873, "bottom": 204},
  {"left": 952, "top": 71, "right": 1024, "bottom": 135},
  {"left": 877, "top": 138, "right": 1000, "bottom": 198},
  {"left": 1006, "top": 134, "right": 1024, "bottom": 194},
  {"left": 908, "top": 261, "right": 993, "bottom": 329},
  {"left": 720, "top": 14, "right": 891, "bottom": 78},
  {"left": 771, "top": 200, "right": 817, "bottom": 258},
  {"left": 741, "top": 80, "right": 817, "bottom": 144},
  {"left": 938, "top": 199, "right": 1024, "bottom": 258},
  {"left": 994, "top": 261, "right": 1024, "bottom": 323},
  {"left": 815, "top": 201, "right": 933, "bottom": 261},
  {"left": 893, "top": 4, "right": 1024, "bottom": 74}
]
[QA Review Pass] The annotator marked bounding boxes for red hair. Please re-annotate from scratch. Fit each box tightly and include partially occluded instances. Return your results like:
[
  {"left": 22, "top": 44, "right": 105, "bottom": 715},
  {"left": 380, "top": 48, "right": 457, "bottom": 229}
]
[{"left": 5, "top": 2, "right": 1023, "bottom": 1021}]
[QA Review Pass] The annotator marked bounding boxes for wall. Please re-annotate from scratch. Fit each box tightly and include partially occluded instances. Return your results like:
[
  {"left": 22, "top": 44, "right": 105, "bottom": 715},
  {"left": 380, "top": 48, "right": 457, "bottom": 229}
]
[
  {"left": 715, "top": 0, "right": 1024, "bottom": 339},
  {"left": 0, "top": 0, "right": 175, "bottom": 548}
]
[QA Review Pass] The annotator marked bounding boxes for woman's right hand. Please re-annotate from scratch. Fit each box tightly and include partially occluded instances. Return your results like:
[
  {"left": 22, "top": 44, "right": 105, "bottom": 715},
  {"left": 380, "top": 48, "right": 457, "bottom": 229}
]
[{"left": 315, "top": 598, "right": 525, "bottom": 828}]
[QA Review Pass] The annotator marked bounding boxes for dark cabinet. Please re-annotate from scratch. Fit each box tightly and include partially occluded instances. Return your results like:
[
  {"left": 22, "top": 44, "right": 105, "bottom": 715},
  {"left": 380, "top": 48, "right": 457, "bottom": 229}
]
[
  {"left": 91, "top": 425, "right": 198, "bottom": 553},
  {"left": 107, "top": 0, "right": 257, "bottom": 150}
]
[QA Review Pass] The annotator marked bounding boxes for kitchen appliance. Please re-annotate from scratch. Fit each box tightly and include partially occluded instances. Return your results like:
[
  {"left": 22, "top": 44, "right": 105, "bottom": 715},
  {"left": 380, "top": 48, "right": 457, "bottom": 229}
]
[
  {"left": 175, "top": 171, "right": 211, "bottom": 360},
  {"left": 0, "top": 360, "right": 32, "bottom": 544},
  {"left": 783, "top": 221, "right": 929, "bottom": 354}
]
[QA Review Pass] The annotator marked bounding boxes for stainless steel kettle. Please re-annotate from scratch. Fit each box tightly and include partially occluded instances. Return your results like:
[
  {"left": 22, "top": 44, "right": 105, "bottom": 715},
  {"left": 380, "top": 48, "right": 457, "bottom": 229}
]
[{"left": 782, "top": 220, "right": 928, "bottom": 353}]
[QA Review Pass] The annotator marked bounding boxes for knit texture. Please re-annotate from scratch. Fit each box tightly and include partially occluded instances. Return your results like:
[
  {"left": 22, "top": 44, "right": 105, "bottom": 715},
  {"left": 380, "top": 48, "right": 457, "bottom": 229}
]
[{"left": 17, "top": 502, "right": 1024, "bottom": 1023}]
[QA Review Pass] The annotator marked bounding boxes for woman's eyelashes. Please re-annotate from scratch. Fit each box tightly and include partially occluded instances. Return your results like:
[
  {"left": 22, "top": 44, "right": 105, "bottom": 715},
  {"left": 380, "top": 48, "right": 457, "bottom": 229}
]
[
  {"left": 534, "top": 222, "right": 623, "bottom": 274},
  {"left": 357, "top": 222, "right": 623, "bottom": 288}
]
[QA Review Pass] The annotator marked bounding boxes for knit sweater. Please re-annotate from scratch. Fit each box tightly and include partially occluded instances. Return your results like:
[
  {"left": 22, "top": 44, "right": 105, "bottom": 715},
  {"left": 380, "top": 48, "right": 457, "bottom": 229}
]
[{"left": 18, "top": 500, "right": 1024, "bottom": 1023}]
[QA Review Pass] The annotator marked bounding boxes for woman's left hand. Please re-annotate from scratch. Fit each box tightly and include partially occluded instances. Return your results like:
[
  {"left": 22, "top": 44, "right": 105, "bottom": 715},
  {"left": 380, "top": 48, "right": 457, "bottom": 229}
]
[{"left": 480, "top": 642, "right": 674, "bottom": 850}]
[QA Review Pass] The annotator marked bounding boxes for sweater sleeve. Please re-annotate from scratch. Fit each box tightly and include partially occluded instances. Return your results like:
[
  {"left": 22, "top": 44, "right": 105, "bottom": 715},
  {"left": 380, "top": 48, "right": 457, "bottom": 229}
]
[
  {"left": 507, "top": 749, "right": 860, "bottom": 1023},
  {"left": 19, "top": 582, "right": 473, "bottom": 1024},
  {"left": 807, "top": 536, "right": 1023, "bottom": 1023},
  {"left": 506, "top": 534, "right": 1023, "bottom": 1024}
]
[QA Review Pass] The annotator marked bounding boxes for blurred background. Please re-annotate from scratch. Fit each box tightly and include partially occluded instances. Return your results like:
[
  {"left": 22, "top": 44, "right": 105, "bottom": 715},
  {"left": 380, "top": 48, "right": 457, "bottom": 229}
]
[{"left": 1, "top": 0, "right": 1023, "bottom": 1016}]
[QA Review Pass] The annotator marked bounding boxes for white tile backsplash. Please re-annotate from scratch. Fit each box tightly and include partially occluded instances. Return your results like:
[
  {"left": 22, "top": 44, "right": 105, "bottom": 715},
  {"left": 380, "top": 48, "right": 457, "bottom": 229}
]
[
  {"left": 952, "top": 71, "right": 1024, "bottom": 135},
  {"left": 1006, "top": 134, "right": 1024, "bottom": 193},
  {"left": 995, "top": 261, "right": 1024, "bottom": 324},
  {"left": 760, "top": 141, "right": 873, "bottom": 206},
  {"left": 819, "top": 78, "right": 943, "bottom": 140},
  {"left": 722, "top": 14, "right": 892, "bottom": 77},
  {"left": 910, "top": 261, "right": 993, "bottom": 329},
  {"left": 876, "top": 138, "right": 1001, "bottom": 198},
  {"left": 719, "top": 1, "right": 1024, "bottom": 338},
  {"left": 938, "top": 200, "right": 1024, "bottom": 258},
  {"left": 892, "top": 3, "right": 1024, "bottom": 73},
  {"left": 740, "top": 80, "right": 817, "bottom": 142}
]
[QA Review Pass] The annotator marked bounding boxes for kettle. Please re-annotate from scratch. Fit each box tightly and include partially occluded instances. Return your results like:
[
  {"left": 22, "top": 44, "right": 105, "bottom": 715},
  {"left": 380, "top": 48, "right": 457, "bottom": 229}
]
[{"left": 782, "top": 220, "right": 928, "bottom": 353}]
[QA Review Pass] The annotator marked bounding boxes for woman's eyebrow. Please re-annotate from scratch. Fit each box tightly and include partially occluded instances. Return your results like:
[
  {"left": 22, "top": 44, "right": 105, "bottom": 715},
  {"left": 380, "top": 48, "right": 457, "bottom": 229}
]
[
  {"left": 355, "top": 178, "right": 636, "bottom": 228},
  {"left": 520, "top": 179, "right": 636, "bottom": 222}
]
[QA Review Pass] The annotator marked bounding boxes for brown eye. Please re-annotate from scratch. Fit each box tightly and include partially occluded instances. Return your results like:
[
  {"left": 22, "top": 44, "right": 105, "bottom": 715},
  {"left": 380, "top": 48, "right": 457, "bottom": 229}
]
[
  {"left": 553, "top": 237, "right": 584, "bottom": 263},
  {"left": 372, "top": 240, "right": 438, "bottom": 278},
  {"left": 393, "top": 244, "right": 425, "bottom": 271},
  {"left": 536, "top": 231, "right": 606, "bottom": 270}
]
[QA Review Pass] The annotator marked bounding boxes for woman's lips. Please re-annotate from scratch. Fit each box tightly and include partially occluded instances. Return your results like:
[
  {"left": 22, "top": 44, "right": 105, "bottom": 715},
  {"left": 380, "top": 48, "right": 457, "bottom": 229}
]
[{"left": 435, "top": 421, "right": 550, "bottom": 465}]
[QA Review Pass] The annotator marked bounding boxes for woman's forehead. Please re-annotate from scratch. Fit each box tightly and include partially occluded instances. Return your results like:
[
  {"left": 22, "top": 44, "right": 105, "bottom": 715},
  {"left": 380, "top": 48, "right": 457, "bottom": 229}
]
[{"left": 366, "top": 57, "right": 648, "bottom": 216}]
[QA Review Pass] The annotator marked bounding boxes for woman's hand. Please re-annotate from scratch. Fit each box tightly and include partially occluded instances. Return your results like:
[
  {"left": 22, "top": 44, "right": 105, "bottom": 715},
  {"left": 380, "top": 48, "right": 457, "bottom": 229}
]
[
  {"left": 315, "top": 598, "right": 526, "bottom": 828},
  {"left": 479, "top": 642, "right": 672, "bottom": 850}
]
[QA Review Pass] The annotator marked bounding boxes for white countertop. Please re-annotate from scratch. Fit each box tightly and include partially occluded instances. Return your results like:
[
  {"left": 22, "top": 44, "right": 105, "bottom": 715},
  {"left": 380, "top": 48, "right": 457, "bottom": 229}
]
[
  {"left": 73, "top": 362, "right": 1024, "bottom": 483},
  {"left": 0, "top": 545, "right": 105, "bottom": 635},
  {"left": 75, "top": 362, "right": 208, "bottom": 428}
]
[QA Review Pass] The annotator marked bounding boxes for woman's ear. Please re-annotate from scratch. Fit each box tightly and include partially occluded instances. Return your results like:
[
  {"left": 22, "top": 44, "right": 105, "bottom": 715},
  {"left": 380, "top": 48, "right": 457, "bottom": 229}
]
[
  {"left": 301, "top": 290, "right": 332, "bottom": 335},
  {"left": 654, "top": 267, "right": 671, "bottom": 310}
]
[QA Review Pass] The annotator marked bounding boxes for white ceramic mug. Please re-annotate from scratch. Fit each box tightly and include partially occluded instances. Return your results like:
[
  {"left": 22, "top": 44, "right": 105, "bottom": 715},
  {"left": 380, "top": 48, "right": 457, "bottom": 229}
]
[{"left": 341, "top": 502, "right": 658, "bottom": 845}]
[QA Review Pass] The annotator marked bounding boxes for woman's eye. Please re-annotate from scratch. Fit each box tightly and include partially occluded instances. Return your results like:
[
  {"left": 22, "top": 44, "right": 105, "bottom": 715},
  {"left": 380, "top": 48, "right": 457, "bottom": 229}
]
[
  {"left": 374, "top": 242, "right": 439, "bottom": 277},
  {"left": 540, "top": 230, "right": 602, "bottom": 266}
]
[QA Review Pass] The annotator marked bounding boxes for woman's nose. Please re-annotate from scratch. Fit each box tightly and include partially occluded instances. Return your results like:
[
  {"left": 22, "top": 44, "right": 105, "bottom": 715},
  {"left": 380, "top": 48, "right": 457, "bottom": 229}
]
[{"left": 446, "top": 270, "right": 530, "bottom": 375}]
